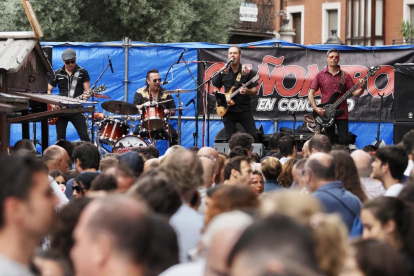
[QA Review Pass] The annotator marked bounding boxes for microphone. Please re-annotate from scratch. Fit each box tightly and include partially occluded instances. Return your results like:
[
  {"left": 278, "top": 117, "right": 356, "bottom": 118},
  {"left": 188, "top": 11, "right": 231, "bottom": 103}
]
[
  {"left": 176, "top": 49, "right": 186, "bottom": 64},
  {"left": 108, "top": 55, "right": 114, "bottom": 73},
  {"left": 222, "top": 58, "right": 234, "bottom": 70},
  {"left": 162, "top": 80, "right": 169, "bottom": 85},
  {"left": 185, "top": 98, "right": 195, "bottom": 107}
]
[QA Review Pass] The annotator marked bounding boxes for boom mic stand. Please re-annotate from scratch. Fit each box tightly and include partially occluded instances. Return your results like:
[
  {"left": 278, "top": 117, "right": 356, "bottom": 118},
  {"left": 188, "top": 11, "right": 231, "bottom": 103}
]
[{"left": 372, "top": 93, "right": 385, "bottom": 148}]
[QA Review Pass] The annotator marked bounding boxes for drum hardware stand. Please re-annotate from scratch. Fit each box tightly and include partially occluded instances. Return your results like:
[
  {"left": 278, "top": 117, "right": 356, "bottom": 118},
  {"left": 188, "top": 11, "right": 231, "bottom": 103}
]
[
  {"left": 372, "top": 93, "right": 385, "bottom": 148},
  {"left": 89, "top": 57, "right": 113, "bottom": 142},
  {"left": 288, "top": 111, "right": 297, "bottom": 138}
]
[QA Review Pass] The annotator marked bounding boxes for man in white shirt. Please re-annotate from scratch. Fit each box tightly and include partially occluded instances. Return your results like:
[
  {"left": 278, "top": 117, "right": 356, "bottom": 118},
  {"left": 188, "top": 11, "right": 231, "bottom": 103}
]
[
  {"left": 371, "top": 146, "right": 408, "bottom": 197},
  {"left": 0, "top": 155, "right": 58, "bottom": 276}
]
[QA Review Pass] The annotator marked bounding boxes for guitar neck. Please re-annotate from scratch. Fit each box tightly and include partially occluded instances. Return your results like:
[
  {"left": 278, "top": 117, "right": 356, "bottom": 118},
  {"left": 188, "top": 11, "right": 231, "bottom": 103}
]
[
  {"left": 333, "top": 75, "right": 367, "bottom": 108},
  {"left": 228, "top": 77, "right": 257, "bottom": 99}
]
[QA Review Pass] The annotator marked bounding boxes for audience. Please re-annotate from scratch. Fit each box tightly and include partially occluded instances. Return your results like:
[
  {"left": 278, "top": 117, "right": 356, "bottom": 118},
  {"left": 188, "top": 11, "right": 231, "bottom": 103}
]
[{"left": 3, "top": 134, "right": 413, "bottom": 276}]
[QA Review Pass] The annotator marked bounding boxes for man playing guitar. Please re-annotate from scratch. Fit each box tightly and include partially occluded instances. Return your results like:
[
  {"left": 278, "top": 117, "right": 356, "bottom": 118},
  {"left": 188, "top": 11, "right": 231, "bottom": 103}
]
[
  {"left": 308, "top": 48, "right": 366, "bottom": 145},
  {"left": 47, "top": 48, "right": 91, "bottom": 141}
]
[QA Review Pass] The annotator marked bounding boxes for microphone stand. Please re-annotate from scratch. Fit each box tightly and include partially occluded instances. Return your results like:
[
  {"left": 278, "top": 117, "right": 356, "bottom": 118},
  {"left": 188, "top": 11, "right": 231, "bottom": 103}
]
[{"left": 90, "top": 62, "right": 111, "bottom": 144}]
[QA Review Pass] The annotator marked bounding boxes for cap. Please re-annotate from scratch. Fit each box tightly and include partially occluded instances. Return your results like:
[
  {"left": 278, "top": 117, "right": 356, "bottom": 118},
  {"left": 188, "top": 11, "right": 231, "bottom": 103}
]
[
  {"left": 62, "top": 48, "right": 76, "bottom": 60},
  {"left": 119, "top": 151, "right": 144, "bottom": 177}
]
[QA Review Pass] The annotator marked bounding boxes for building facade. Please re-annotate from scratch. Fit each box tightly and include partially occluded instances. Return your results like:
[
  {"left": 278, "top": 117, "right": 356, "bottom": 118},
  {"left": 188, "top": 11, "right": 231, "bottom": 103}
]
[{"left": 280, "top": 0, "right": 411, "bottom": 45}]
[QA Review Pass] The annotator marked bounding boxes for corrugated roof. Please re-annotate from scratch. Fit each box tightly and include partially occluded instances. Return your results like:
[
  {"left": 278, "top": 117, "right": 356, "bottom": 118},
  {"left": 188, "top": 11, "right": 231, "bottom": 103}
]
[{"left": 0, "top": 38, "right": 53, "bottom": 74}]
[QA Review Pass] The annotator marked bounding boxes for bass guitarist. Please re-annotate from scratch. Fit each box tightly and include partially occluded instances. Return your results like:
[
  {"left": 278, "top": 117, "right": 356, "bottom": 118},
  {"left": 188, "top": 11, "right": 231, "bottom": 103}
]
[
  {"left": 212, "top": 45, "right": 259, "bottom": 142},
  {"left": 47, "top": 48, "right": 91, "bottom": 141},
  {"left": 308, "top": 48, "right": 366, "bottom": 146}
]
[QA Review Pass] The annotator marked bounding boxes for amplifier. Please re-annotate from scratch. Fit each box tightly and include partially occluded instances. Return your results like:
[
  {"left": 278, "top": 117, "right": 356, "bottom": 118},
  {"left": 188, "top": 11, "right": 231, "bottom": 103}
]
[{"left": 214, "top": 143, "right": 265, "bottom": 157}]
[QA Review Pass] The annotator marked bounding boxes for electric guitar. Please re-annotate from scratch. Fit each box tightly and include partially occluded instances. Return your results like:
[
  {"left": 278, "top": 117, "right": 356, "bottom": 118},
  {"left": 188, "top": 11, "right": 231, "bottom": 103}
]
[
  {"left": 313, "top": 66, "right": 380, "bottom": 128},
  {"left": 215, "top": 75, "right": 259, "bottom": 117},
  {"left": 48, "top": 84, "right": 107, "bottom": 125}
]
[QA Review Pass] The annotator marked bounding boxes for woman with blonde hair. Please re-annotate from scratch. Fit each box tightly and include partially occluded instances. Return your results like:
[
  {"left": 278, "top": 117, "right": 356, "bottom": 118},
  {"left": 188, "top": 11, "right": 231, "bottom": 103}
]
[{"left": 260, "top": 157, "right": 283, "bottom": 192}]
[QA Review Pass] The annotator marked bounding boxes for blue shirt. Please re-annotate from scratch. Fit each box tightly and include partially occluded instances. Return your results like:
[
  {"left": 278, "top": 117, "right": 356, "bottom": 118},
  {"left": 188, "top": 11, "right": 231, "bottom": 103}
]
[
  {"left": 313, "top": 181, "right": 362, "bottom": 231},
  {"left": 264, "top": 179, "right": 284, "bottom": 192}
]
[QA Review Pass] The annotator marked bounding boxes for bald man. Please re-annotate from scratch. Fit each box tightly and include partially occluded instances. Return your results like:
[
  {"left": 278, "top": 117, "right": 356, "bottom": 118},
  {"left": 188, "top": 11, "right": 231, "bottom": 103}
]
[
  {"left": 304, "top": 153, "right": 361, "bottom": 231},
  {"left": 350, "top": 150, "right": 385, "bottom": 200},
  {"left": 71, "top": 195, "right": 149, "bottom": 276}
]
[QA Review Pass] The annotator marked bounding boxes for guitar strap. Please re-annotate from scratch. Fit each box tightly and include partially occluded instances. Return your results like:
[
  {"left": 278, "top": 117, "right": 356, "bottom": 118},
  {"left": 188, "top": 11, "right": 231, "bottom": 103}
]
[
  {"left": 68, "top": 71, "right": 80, "bottom": 98},
  {"left": 339, "top": 70, "right": 345, "bottom": 92},
  {"left": 233, "top": 65, "right": 243, "bottom": 88}
]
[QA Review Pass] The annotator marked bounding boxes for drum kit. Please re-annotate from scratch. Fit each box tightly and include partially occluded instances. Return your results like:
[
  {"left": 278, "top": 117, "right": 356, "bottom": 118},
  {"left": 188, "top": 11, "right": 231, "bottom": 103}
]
[{"left": 93, "top": 89, "right": 192, "bottom": 154}]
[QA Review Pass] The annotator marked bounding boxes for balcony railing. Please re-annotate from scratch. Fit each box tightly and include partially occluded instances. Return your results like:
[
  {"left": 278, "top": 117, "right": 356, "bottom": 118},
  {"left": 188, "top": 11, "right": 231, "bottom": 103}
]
[{"left": 392, "top": 39, "right": 414, "bottom": 45}]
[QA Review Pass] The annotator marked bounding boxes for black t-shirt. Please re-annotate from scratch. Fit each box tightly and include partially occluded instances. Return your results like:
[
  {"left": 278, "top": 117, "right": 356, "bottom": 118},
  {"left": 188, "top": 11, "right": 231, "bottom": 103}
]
[
  {"left": 212, "top": 64, "right": 257, "bottom": 112},
  {"left": 132, "top": 86, "right": 176, "bottom": 110},
  {"left": 49, "top": 65, "right": 90, "bottom": 98}
]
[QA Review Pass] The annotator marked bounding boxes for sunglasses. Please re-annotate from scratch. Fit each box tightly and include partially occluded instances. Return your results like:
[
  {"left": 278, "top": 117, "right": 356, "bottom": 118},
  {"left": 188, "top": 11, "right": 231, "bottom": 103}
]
[
  {"left": 56, "top": 181, "right": 66, "bottom": 185},
  {"left": 328, "top": 56, "right": 339, "bottom": 60},
  {"left": 65, "top": 60, "right": 76, "bottom": 65},
  {"left": 152, "top": 78, "right": 162, "bottom": 83}
]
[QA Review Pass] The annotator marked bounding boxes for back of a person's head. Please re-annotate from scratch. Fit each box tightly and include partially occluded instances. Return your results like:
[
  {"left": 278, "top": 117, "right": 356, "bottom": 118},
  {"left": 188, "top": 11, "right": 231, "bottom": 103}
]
[
  {"left": 278, "top": 135, "right": 295, "bottom": 157},
  {"left": 364, "top": 197, "right": 414, "bottom": 254},
  {"left": 90, "top": 173, "right": 117, "bottom": 192},
  {"left": 352, "top": 239, "right": 408, "bottom": 276},
  {"left": 305, "top": 153, "right": 335, "bottom": 181},
  {"left": 398, "top": 183, "right": 414, "bottom": 204},
  {"left": 308, "top": 134, "right": 332, "bottom": 153},
  {"left": 350, "top": 150, "right": 373, "bottom": 178},
  {"left": 43, "top": 145, "right": 64, "bottom": 163},
  {"left": 51, "top": 197, "right": 93, "bottom": 259},
  {"left": 159, "top": 149, "right": 203, "bottom": 202},
  {"left": 228, "top": 146, "right": 248, "bottom": 158},
  {"left": 84, "top": 195, "right": 150, "bottom": 265},
  {"left": 73, "top": 142, "right": 100, "bottom": 170},
  {"left": 223, "top": 156, "right": 250, "bottom": 181},
  {"left": 0, "top": 155, "right": 48, "bottom": 229},
  {"left": 229, "top": 133, "right": 254, "bottom": 151},
  {"left": 119, "top": 151, "right": 144, "bottom": 178},
  {"left": 144, "top": 145, "right": 160, "bottom": 159},
  {"left": 99, "top": 157, "right": 118, "bottom": 172},
  {"left": 277, "top": 158, "right": 298, "bottom": 188},
  {"left": 268, "top": 132, "right": 285, "bottom": 151},
  {"left": 205, "top": 185, "right": 258, "bottom": 226},
  {"left": 260, "top": 157, "right": 282, "bottom": 181},
  {"left": 402, "top": 130, "right": 414, "bottom": 157},
  {"left": 260, "top": 191, "right": 322, "bottom": 225},
  {"left": 362, "top": 145, "right": 377, "bottom": 153},
  {"left": 227, "top": 215, "right": 320, "bottom": 276},
  {"left": 75, "top": 172, "right": 99, "bottom": 190},
  {"left": 11, "top": 139, "right": 37, "bottom": 156},
  {"left": 144, "top": 215, "right": 179, "bottom": 276},
  {"left": 128, "top": 170, "right": 182, "bottom": 219},
  {"left": 375, "top": 146, "right": 408, "bottom": 181}
]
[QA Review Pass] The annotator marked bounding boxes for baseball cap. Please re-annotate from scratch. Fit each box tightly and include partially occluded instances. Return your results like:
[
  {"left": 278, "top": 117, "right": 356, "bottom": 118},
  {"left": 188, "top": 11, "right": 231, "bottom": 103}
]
[
  {"left": 119, "top": 151, "right": 144, "bottom": 177},
  {"left": 62, "top": 48, "right": 76, "bottom": 60}
]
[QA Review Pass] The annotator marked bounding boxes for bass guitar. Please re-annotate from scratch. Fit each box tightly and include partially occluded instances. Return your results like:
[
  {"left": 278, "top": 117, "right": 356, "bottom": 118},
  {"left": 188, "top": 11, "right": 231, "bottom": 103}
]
[
  {"left": 48, "top": 84, "right": 107, "bottom": 125},
  {"left": 313, "top": 66, "right": 380, "bottom": 128},
  {"left": 215, "top": 75, "right": 259, "bottom": 117}
]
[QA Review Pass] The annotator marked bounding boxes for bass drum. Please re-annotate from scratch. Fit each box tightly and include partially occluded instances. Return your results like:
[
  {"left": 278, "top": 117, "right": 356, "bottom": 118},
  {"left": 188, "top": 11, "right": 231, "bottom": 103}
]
[{"left": 111, "top": 135, "right": 148, "bottom": 154}]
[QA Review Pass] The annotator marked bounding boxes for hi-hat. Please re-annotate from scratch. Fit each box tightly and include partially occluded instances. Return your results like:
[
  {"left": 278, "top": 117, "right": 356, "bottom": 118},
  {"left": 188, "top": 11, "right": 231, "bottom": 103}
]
[
  {"left": 102, "top": 101, "right": 138, "bottom": 115},
  {"left": 166, "top": 89, "right": 194, "bottom": 94}
]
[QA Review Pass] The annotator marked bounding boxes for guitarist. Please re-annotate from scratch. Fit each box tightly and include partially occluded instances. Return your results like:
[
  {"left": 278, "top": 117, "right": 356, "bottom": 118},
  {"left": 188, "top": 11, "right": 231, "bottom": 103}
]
[
  {"left": 212, "top": 46, "right": 259, "bottom": 142},
  {"left": 308, "top": 48, "right": 366, "bottom": 145},
  {"left": 47, "top": 48, "right": 91, "bottom": 141}
]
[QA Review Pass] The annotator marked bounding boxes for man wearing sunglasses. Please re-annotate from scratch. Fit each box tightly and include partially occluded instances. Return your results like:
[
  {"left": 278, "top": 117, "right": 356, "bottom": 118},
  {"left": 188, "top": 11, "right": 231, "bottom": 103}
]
[
  {"left": 47, "top": 48, "right": 91, "bottom": 141},
  {"left": 308, "top": 48, "right": 366, "bottom": 146},
  {"left": 133, "top": 69, "right": 178, "bottom": 145}
]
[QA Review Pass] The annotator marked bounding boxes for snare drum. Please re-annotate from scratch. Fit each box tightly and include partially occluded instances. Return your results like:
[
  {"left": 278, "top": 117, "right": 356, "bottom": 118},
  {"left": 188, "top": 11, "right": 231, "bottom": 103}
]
[
  {"left": 111, "top": 135, "right": 148, "bottom": 154},
  {"left": 99, "top": 119, "right": 129, "bottom": 144},
  {"left": 141, "top": 105, "right": 165, "bottom": 130}
]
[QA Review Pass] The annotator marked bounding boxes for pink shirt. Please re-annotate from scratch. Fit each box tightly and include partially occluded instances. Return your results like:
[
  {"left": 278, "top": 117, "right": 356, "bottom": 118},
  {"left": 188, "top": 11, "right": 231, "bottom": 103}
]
[{"left": 310, "top": 66, "right": 355, "bottom": 120}]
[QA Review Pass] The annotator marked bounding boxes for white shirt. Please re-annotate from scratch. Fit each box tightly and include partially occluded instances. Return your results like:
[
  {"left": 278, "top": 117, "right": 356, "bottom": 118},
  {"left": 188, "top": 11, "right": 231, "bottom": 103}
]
[
  {"left": 384, "top": 183, "right": 404, "bottom": 197},
  {"left": 49, "top": 175, "right": 69, "bottom": 207},
  {"left": 160, "top": 259, "right": 205, "bottom": 276},
  {"left": 404, "top": 160, "right": 413, "bottom": 177},
  {"left": 0, "top": 254, "right": 34, "bottom": 276},
  {"left": 170, "top": 204, "right": 204, "bottom": 263},
  {"left": 360, "top": 177, "right": 385, "bottom": 200}
]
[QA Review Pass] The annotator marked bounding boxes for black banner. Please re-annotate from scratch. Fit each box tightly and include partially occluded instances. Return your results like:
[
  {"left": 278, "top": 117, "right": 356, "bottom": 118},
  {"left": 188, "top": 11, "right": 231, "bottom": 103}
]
[{"left": 197, "top": 48, "right": 414, "bottom": 121}]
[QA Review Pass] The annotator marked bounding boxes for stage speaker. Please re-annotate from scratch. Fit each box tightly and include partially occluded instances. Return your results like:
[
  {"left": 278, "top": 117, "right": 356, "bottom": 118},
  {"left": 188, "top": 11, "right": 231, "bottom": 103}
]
[
  {"left": 394, "top": 64, "right": 414, "bottom": 121},
  {"left": 394, "top": 122, "right": 414, "bottom": 144},
  {"left": 214, "top": 123, "right": 245, "bottom": 142}
]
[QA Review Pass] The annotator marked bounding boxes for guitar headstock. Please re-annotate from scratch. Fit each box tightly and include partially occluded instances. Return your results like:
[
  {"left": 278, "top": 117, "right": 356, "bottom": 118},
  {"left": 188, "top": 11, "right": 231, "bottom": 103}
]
[
  {"left": 368, "top": 66, "right": 381, "bottom": 76},
  {"left": 91, "top": 84, "right": 107, "bottom": 93}
]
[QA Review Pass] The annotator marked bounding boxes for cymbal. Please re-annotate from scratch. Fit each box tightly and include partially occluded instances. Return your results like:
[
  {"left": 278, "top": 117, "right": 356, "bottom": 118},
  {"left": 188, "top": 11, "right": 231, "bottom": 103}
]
[
  {"left": 101, "top": 101, "right": 138, "bottom": 115},
  {"left": 168, "top": 107, "right": 190, "bottom": 111},
  {"left": 166, "top": 89, "right": 194, "bottom": 94},
  {"left": 93, "top": 93, "right": 111, "bottom": 99}
]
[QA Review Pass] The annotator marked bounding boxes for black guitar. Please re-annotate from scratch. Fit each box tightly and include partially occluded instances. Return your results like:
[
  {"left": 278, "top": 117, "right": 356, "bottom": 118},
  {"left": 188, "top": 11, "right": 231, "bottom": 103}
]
[{"left": 313, "top": 66, "right": 380, "bottom": 128}]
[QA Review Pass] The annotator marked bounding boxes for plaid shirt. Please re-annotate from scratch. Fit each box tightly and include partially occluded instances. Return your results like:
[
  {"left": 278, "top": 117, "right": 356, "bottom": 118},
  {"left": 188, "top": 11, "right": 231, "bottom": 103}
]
[{"left": 310, "top": 66, "right": 355, "bottom": 120}]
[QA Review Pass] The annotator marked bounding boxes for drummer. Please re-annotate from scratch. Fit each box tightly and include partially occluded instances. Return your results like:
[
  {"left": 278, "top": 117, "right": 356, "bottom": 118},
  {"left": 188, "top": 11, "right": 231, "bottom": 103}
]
[{"left": 132, "top": 69, "right": 177, "bottom": 145}]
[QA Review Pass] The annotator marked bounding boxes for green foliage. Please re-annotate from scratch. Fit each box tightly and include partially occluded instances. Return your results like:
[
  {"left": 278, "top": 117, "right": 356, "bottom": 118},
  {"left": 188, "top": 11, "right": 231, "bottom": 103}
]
[
  {"left": 0, "top": 0, "right": 241, "bottom": 43},
  {"left": 400, "top": 20, "right": 414, "bottom": 41}
]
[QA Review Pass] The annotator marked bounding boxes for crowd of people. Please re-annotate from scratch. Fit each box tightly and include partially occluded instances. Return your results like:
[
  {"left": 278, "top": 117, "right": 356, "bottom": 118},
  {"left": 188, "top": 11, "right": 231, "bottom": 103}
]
[{"left": 2, "top": 130, "right": 414, "bottom": 276}]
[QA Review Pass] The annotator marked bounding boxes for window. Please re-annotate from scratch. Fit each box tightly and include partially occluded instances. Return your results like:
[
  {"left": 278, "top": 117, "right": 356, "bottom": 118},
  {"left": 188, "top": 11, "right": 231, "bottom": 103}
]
[
  {"left": 346, "top": 0, "right": 384, "bottom": 45},
  {"left": 292, "top": 13, "right": 302, "bottom": 44},
  {"left": 410, "top": 5, "right": 414, "bottom": 24}
]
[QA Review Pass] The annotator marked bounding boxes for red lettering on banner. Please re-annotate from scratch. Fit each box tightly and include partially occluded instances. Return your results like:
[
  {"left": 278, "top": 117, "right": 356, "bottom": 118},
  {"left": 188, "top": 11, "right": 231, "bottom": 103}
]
[
  {"left": 341, "top": 65, "right": 368, "bottom": 96},
  {"left": 204, "top": 64, "right": 224, "bottom": 94},
  {"left": 275, "top": 65, "right": 305, "bottom": 97},
  {"left": 300, "top": 65, "right": 319, "bottom": 96},
  {"left": 257, "top": 56, "right": 284, "bottom": 96},
  {"left": 368, "top": 65, "right": 394, "bottom": 97}
]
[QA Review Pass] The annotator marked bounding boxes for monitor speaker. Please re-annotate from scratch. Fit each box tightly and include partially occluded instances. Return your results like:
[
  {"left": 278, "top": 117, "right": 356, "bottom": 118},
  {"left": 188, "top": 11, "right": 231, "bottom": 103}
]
[{"left": 394, "top": 63, "right": 414, "bottom": 121}]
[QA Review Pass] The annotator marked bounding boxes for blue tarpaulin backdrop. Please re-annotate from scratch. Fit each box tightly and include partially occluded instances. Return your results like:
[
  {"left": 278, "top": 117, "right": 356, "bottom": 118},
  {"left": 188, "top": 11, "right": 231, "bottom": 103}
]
[{"left": 9, "top": 39, "right": 410, "bottom": 154}]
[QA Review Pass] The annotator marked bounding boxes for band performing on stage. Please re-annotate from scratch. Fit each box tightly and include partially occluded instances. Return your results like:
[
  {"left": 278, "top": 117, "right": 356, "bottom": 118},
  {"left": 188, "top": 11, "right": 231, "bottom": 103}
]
[{"left": 42, "top": 47, "right": 370, "bottom": 153}]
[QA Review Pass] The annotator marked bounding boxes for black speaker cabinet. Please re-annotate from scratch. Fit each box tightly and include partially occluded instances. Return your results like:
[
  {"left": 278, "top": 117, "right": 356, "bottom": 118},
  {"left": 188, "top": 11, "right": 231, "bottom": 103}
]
[
  {"left": 394, "top": 122, "right": 414, "bottom": 144},
  {"left": 394, "top": 64, "right": 414, "bottom": 121}
]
